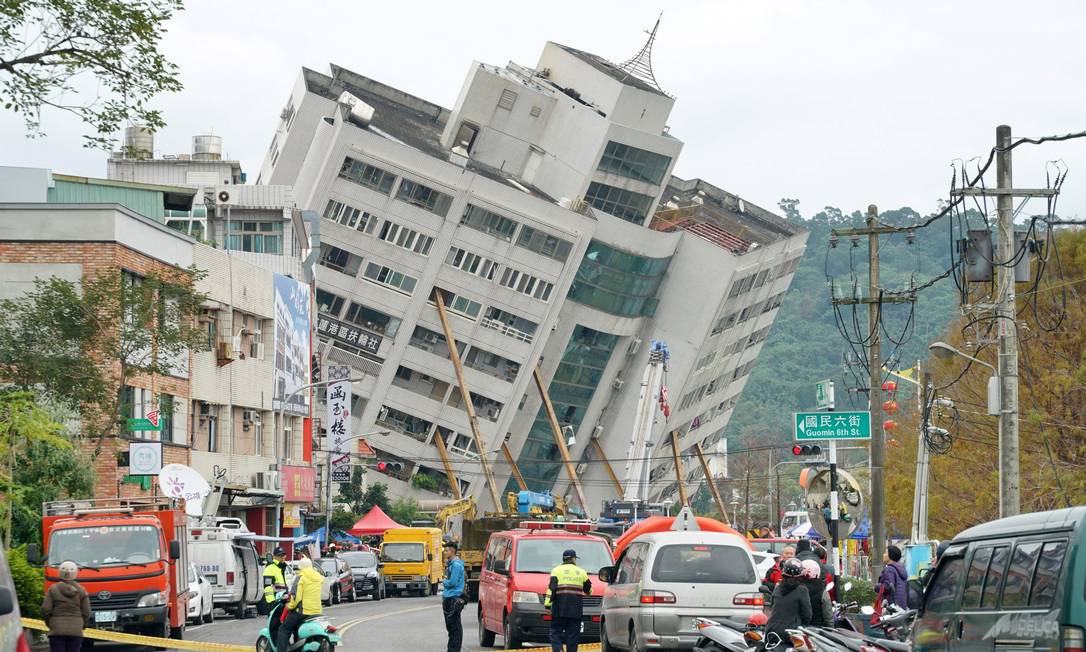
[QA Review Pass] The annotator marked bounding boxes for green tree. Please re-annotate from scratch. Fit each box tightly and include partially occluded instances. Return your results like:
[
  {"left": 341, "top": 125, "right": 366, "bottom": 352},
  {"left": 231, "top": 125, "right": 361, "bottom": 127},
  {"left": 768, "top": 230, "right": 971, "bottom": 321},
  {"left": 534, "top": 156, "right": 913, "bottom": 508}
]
[
  {"left": 8, "top": 544, "right": 43, "bottom": 618},
  {"left": 329, "top": 508, "right": 356, "bottom": 532},
  {"left": 388, "top": 497, "right": 420, "bottom": 526},
  {"left": 0, "top": 0, "right": 184, "bottom": 147},
  {"left": 0, "top": 390, "right": 93, "bottom": 547},
  {"left": 361, "top": 483, "right": 391, "bottom": 515},
  {"left": 0, "top": 270, "right": 209, "bottom": 444},
  {"left": 336, "top": 467, "right": 369, "bottom": 514},
  {"left": 411, "top": 473, "right": 439, "bottom": 492}
]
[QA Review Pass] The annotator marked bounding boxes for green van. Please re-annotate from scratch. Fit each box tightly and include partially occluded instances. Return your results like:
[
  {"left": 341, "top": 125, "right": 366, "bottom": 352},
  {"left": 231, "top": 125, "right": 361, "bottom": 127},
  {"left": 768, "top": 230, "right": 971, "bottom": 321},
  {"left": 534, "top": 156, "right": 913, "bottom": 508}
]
[{"left": 913, "top": 507, "right": 1086, "bottom": 652}]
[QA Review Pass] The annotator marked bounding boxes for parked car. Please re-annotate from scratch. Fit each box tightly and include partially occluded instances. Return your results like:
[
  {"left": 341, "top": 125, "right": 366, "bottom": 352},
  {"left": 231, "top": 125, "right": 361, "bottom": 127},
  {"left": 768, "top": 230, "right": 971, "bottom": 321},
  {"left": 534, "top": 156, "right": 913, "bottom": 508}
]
[
  {"left": 598, "top": 529, "right": 762, "bottom": 651},
  {"left": 477, "top": 522, "right": 613, "bottom": 649},
  {"left": 340, "top": 550, "right": 385, "bottom": 601},
  {"left": 287, "top": 560, "right": 330, "bottom": 605},
  {"left": 913, "top": 506, "right": 1086, "bottom": 652},
  {"left": 186, "top": 563, "right": 214, "bottom": 625},
  {"left": 0, "top": 546, "right": 28, "bottom": 652},
  {"left": 317, "top": 557, "right": 357, "bottom": 603}
]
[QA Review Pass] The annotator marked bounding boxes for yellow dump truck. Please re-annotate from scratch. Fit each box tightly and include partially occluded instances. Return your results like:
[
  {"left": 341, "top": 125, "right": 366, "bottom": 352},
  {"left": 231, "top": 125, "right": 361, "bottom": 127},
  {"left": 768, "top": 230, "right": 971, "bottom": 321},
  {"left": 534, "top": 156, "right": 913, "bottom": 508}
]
[{"left": 379, "top": 527, "right": 443, "bottom": 597}]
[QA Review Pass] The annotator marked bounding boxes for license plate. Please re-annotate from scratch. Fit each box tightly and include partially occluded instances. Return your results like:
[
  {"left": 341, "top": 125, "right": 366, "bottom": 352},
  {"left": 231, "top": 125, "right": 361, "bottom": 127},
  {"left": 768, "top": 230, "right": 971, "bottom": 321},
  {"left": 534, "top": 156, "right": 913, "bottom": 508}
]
[
  {"left": 95, "top": 611, "right": 117, "bottom": 623},
  {"left": 394, "top": 583, "right": 406, "bottom": 589},
  {"left": 205, "top": 574, "right": 218, "bottom": 585}
]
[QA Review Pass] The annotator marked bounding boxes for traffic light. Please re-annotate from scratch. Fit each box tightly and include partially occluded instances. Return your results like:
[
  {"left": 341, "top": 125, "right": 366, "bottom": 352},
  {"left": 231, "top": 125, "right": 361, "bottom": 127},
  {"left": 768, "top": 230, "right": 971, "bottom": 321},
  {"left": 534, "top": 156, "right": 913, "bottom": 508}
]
[
  {"left": 376, "top": 460, "right": 403, "bottom": 474},
  {"left": 791, "top": 444, "right": 823, "bottom": 456}
]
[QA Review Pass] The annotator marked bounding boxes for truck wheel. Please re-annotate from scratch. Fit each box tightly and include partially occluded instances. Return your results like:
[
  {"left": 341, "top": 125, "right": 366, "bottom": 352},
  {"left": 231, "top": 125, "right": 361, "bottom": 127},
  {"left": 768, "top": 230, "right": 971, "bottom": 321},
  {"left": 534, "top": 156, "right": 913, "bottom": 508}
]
[
  {"left": 170, "top": 622, "right": 185, "bottom": 640},
  {"left": 234, "top": 598, "right": 248, "bottom": 619},
  {"left": 478, "top": 606, "right": 495, "bottom": 647}
]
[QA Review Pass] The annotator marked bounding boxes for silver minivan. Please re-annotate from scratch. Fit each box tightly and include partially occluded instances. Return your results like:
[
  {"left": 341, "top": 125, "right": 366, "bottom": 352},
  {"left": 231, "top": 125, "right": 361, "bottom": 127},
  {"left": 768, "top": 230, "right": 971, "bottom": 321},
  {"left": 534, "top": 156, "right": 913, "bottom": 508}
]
[{"left": 598, "top": 531, "right": 762, "bottom": 651}]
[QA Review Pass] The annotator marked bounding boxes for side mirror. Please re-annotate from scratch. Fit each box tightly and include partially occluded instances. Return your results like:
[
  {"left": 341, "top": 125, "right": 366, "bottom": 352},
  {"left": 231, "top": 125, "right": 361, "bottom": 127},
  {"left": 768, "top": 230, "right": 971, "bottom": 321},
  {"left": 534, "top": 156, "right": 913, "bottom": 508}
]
[
  {"left": 860, "top": 605, "right": 875, "bottom": 616},
  {"left": 493, "top": 559, "right": 509, "bottom": 575},
  {"left": 0, "top": 587, "right": 13, "bottom": 616},
  {"left": 26, "top": 544, "right": 41, "bottom": 566},
  {"left": 428, "top": 554, "right": 433, "bottom": 562},
  {"left": 597, "top": 566, "right": 615, "bottom": 583},
  {"left": 169, "top": 540, "right": 182, "bottom": 560}
]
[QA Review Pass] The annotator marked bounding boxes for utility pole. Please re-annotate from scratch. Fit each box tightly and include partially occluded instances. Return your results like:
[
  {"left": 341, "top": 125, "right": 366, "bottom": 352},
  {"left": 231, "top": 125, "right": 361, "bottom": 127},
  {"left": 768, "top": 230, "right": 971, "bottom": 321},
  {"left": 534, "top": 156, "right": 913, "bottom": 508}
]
[
  {"left": 995, "top": 124, "right": 1021, "bottom": 517},
  {"left": 912, "top": 371, "right": 932, "bottom": 542}
]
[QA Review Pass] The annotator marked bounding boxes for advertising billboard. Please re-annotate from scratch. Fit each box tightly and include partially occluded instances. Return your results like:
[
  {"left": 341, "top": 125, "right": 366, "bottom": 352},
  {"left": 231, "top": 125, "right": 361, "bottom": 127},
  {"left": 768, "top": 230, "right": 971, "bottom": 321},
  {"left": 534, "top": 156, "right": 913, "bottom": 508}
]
[{"left": 273, "top": 273, "right": 311, "bottom": 416}]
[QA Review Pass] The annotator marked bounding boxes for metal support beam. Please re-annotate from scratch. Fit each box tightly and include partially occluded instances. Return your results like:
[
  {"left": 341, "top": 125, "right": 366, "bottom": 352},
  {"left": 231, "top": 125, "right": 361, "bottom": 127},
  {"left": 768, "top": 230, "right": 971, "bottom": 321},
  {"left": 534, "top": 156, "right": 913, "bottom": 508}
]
[
  {"left": 433, "top": 291, "right": 501, "bottom": 511},
  {"left": 670, "top": 430, "right": 688, "bottom": 507},
  {"left": 590, "top": 438, "right": 624, "bottom": 498},
  {"left": 432, "top": 430, "right": 463, "bottom": 501},
  {"left": 532, "top": 366, "right": 592, "bottom": 519},
  {"left": 501, "top": 442, "right": 527, "bottom": 492},
  {"left": 694, "top": 443, "right": 728, "bottom": 524}
]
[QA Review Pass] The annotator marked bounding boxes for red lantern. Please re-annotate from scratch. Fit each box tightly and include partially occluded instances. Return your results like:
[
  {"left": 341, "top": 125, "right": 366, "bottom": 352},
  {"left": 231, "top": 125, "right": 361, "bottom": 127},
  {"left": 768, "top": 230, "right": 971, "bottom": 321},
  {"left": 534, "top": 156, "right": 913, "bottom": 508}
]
[
  {"left": 889, "top": 438, "right": 901, "bottom": 448},
  {"left": 882, "top": 399, "right": 899, "bottom": 414},
  {"left": 883, "top": 419, "right": 898, "bottom": 431},
  {"left": 881, "top": 380, "right": 897, "bottom": 393}
]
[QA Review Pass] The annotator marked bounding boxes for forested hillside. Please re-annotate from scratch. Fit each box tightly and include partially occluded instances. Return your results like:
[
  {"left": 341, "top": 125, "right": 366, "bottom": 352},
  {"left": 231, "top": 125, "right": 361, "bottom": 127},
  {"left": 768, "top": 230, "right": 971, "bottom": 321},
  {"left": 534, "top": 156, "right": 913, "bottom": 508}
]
[{"left": 725, "top": 201, "right": 961, "bottom": 447}]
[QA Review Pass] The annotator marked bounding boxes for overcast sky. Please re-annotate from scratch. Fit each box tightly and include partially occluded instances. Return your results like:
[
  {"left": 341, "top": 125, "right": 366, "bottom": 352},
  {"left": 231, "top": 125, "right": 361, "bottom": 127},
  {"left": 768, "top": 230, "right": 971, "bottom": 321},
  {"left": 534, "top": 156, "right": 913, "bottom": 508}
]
[{"left": 3, "top": 0, "right": 1085, "bottom": 220}]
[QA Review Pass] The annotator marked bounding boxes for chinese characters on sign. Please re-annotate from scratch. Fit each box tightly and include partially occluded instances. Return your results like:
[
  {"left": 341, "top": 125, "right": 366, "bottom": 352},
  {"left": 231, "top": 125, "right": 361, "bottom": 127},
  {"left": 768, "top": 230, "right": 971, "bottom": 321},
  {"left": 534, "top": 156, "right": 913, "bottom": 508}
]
[
  {"left": 327, "top": 365, "right": 353, "bottom": 483},
  {"left": 794, "top": 410, "right": 872, "bottom": 441},
  {"left": 316, "top": 315, "right": 382, "bottom": 355},
  {"left": 281, "top": 465, "right": 316, "bottom": 503}
]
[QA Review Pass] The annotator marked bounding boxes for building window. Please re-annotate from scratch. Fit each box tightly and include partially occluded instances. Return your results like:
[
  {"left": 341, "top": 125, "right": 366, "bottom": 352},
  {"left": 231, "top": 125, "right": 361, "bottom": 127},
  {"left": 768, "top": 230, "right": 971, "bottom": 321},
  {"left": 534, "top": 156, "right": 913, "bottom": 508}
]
[
  {"left": 318, "top": 245, "right": 362, "bottom": 276},
  {"left": 315, "top": 289, "right": 346, "bottom": 317},
  {"left": 597, "top": 141, "right": 672, "bottom": 185},
  {"left": 567, "top": 239, "right": 670, "bottom": 317},
  {"left": 377, "top": 220, "right": 435, "bottom": 255},
  {"left": 362, "top": 262, "right": 418, "bottom": 295},
  {"left": 323, "top": 199, "right": 376, "bottom": 233},
  {"left": 343, "top": 302, "right": 401, "bottom": 336},
  {"left": 463, "top": 346, "right": 520, "bottom": 382},
  {"left": 339, "top": 157, "right": 396, "bottom": 194},
  {"left": 159, "top": 394, "right": 176, "bottom": 444},
  {"left": 516, "top": 226, "right": 572, "bottom": 262},
  {"left": 445, "top": 247, "right": 498, "bottom": 280},
  {"left": 584, "top": 182, "right": 654, "bottom": 225},
  {"left": 481, "top": 306, "right": 537, "bottom": 342},
  {"left": 461, "top": 204, "right": 518, "bottom": 241},
  {"left": 376, "top": 406, "right": 433, "bottom": 442},
  {"left": 432, "top": 289, "right": 482, "bottom": 319},
  {"left": 497, "top": 89, "right": 518, "bottom": 111},
  {"left": 224, "top": 221, "right": 283, "bottom": 254},
  {"left": 395, "top": 179, "right": 453, "bottom": 216},
  {"left": 453, "top": 122, "right": 479, "bottom": 152},
  {"left": 499, "top": 267, "right": 554, "bottom": 301}
]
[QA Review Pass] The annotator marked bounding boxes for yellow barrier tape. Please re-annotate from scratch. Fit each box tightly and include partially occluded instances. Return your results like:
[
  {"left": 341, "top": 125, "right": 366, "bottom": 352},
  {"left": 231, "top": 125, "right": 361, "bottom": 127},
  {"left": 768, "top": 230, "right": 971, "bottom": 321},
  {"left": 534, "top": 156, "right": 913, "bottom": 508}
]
[{"left": 21, "top": 617, "right": 251, "bottom": 652}]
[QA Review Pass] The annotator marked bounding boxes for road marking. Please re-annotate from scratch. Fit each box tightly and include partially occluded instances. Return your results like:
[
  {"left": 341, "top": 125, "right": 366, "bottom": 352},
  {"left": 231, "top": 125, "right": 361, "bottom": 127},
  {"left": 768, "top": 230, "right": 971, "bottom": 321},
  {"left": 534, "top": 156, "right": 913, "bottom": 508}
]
[{"left": 338, "top": 604, "right": 440, "bottom": 635}]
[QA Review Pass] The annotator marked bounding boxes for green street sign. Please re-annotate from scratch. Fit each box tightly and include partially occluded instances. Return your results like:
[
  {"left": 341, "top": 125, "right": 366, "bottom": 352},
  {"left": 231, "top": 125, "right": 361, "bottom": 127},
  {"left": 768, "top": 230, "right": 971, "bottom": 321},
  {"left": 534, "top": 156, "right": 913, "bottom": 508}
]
[
  {"left": 794, "top": 411, "right": 871, "bottom": 441},
  {"left": 127, "top": 418, "right": 162, "bottom": 432},
  {"left": 815, "top": 379, "right": 835, "bottom": 410}
]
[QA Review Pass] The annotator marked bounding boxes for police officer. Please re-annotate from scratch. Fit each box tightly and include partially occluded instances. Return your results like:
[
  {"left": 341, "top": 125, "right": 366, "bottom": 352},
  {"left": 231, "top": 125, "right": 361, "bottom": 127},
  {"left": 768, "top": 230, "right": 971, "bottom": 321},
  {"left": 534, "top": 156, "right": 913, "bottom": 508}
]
[
  {"left": 441, "top": 541, "right": 466, "bottom": 652},
  {"left": 544, "top": 549, "right": 592, "bottom": 652},
  {"left": 260, "top": 547, "right": 288, "bottom": 615}
]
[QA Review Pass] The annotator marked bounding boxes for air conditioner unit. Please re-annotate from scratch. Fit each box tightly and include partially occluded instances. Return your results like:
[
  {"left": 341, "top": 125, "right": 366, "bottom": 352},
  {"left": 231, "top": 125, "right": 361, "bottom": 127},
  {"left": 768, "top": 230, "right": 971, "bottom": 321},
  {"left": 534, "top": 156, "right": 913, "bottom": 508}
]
[
  {"left": 215, "top": 189, "right": 233, "bottom": 206},
  {"left": 627, "top": 338, "right": 643, "bottom": 356},
  {"left": 242, "top": 410, "right": 261, "bottom": 425},
  {"left": 612, "top": 378, "right": 625, "bottom": 390},
  {"left": 592, "top": 425, "right": 604, "bottom": 439},
  {"left": 252, "top": 472, "right": 265, "bottom": 489},
  {"left": 256, "top": 470, "right": 279, "bottom": 491},
  {"left": 216, "top": 340, "right": 236, "bottom": 362},
  {"left": 199, "top": 402, "right": 212, "bottom": 417}
]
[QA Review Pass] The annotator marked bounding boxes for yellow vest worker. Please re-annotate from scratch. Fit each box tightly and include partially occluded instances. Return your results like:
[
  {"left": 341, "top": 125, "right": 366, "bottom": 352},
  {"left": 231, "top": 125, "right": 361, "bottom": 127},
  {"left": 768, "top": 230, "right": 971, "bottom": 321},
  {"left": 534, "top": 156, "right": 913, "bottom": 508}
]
[
  {"left": 544, "top": 550, "right": 592, "bottom": 652},
  {"left": 263, "top": 548, "right": 288, "bottom": 604}
]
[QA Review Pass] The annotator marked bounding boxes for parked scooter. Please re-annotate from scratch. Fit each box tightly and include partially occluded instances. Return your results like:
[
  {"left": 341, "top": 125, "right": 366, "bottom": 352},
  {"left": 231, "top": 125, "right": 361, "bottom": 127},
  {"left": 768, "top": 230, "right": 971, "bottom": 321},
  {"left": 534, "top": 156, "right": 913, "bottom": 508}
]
[{"left": 255, "top": 592, "right": 341, "bottom": 652}]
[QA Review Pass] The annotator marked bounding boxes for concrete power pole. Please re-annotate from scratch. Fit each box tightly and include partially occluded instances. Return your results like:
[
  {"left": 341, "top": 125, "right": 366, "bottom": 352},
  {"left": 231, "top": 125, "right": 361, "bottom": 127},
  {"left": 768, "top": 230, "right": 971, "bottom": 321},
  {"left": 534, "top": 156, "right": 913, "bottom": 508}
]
[
  {"left": 995, "top": 124, "right": 1021, "bottom": 517},
  {"left": 866, "top": 205, "right": 887, "bottom": 574}
]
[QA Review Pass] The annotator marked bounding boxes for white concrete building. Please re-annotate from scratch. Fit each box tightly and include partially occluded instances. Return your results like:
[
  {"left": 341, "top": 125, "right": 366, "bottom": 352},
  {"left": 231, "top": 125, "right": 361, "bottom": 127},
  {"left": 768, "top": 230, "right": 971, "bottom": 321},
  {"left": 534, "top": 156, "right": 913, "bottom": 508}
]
[{"left": 258, "top": 39, "right": 807, "bottom": 514}]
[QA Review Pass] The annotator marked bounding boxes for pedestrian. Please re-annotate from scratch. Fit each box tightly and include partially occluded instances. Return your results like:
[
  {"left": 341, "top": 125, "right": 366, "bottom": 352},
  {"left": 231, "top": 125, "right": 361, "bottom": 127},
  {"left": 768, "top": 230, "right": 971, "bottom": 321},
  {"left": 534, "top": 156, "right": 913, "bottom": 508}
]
[
  {"left": 42, "top": 561, "right": 90, "bottom": 652},
  {"left": 544, "top": 549, "right": 592, "bottom": 652},
  {"left": 260, "top": 547, "right": 288, "bottom": 616},
  {"left": 764, "top": 558, "right": 811, "bottom": 646},
  {"left": 277, "top": 557, "right": 323, "bottom": 652},
  {"left": 794, "top": 539, "right": 827, "bottom": 626},
  {"left": 814, "top": 542, "right": 834, "bottom": 625},
  {"left": 760, "top": 545, "right": 796, "bottom": 595},
  {"left": 441, "top": 541, "right": 466, "bottom": 652},
  {"left": 876, "top": 545, "right": 909, "bottom": 608}
]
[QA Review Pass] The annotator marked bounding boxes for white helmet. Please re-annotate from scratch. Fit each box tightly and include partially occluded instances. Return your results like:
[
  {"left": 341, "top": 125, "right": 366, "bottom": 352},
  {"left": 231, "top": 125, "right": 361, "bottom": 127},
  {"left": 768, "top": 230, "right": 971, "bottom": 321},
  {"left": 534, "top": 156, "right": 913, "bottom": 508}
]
[{"left": 297, "top": 557, "right": 313, "bottom": 571}]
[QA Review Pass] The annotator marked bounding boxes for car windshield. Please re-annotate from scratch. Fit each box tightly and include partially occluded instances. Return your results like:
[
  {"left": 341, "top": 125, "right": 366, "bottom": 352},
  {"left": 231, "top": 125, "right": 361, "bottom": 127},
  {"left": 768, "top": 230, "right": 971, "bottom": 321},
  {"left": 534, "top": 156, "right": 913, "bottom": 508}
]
[
  {"left": 382, "top": 543, "right": 425, "bottom": 562},
  {"left": 650, "top": 544, "right": 755, "bottom": 584},
  {"left": 48, "top": 525, "right": 161, "bottom": 566},
  {"left": 318, "top": 559, "right": 339, "bottom": 575},
  {"left": 341, "top": 551, "right": 377, "bottom": 568},
  {"left": 515, "top": 538, "right": 612, "bottom": 574}
]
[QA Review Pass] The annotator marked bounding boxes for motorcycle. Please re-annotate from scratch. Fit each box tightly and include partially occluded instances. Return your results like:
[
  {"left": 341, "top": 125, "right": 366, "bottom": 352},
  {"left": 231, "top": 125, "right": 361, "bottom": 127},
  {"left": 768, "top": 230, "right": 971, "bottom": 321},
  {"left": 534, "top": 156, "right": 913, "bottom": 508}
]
[
  {"left": 871, "top": 603, "right": 917, "bottom": 642},
  {"left": 255, "top": 592, "right": 341, "bottom": 652}
]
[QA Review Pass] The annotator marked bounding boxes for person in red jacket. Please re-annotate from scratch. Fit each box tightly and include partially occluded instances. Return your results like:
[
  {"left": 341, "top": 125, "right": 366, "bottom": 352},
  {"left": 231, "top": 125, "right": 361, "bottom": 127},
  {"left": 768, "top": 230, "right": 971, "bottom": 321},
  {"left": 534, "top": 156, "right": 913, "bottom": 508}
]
[{"left": 760, "top": 545, "right": 797, "bottom": 598}]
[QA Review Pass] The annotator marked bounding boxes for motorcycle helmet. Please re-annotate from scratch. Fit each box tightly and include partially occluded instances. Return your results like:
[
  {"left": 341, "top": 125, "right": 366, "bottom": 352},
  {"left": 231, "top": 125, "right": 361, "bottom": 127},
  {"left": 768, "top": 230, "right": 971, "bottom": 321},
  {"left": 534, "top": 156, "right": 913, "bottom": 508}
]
[
  {"left": 801, "top": 559, "right": 821, "bottom": 579},
  {"left": 780, "top": 557, "right": 804, "bottom": 578},
  {"left": 747, "top": 612, "right": 768, "bottom": 626}
]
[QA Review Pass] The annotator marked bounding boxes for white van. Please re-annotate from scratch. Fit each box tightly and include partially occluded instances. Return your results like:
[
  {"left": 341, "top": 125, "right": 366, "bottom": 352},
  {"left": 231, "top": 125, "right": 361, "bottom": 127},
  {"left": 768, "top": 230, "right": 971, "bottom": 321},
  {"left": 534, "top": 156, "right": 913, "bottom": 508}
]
[{"left": 189, "top": 526, "right": 262, "bottom": 618}]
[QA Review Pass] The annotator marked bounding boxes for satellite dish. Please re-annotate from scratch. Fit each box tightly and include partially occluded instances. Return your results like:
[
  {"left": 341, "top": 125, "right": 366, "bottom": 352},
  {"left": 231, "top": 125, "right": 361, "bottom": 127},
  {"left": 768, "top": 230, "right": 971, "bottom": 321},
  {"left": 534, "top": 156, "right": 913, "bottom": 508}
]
[{"left": 158, "top": 464, "right": 213, "bottom": 517}]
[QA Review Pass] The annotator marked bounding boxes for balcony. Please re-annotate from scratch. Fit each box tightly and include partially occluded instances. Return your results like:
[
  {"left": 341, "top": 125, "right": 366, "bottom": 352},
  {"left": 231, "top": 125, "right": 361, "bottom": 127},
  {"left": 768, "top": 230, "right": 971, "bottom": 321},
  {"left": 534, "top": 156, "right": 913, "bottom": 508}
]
[
  {"left": 480, "top": 317, "right": 534, "bottom": 344},
  {"left": 392, "top": 366, "right": 451, "bottom": 402},
  {"left": 320, "top": 341, "right": 383, "bottom": 378},
  {"left": 408, "top": 325, "right": 465, "bottom": 359},
  {"left": 462, "top": 347, "right": 520, "bottom": 383}
]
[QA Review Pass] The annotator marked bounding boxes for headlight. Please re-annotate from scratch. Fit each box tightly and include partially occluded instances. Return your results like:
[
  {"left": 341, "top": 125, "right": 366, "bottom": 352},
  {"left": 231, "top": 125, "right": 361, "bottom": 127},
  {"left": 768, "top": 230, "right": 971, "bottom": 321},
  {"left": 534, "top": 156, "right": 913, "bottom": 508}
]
[
  {"left": 512, "top": 591, "right": 542, "bottom": 604},
  {"left": 137, "top": 591, "right": 168, "bottom": 607},
  {"left": 414, "top": 575, "right": 427, "bottom": 582},
  {"left": 367, "top": 571, "right": 379, "bottom": 579}
]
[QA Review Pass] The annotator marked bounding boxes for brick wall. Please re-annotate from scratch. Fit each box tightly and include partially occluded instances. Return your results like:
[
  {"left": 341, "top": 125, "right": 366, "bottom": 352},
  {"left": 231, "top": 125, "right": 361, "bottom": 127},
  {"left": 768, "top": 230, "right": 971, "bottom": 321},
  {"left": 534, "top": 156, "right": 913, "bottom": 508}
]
[{"left": 0, "top": 241, "right": 193, "bottom": 499}]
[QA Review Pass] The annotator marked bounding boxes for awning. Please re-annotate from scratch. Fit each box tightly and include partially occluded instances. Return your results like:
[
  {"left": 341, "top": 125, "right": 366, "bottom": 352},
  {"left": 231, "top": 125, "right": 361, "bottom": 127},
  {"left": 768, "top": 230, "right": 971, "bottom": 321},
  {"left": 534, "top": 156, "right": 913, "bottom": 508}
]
[{"left": 236, "top": 534, "right": 310, "bottom": 543}]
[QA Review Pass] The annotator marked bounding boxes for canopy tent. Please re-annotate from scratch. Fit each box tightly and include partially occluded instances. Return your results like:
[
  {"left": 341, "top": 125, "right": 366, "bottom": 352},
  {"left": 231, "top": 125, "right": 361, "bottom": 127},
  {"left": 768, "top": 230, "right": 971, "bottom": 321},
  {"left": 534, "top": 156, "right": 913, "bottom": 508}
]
[
  {"left": 348, "top": 506, "right": 403, "bottom": 537},
  {"left": 787, "top": 521, "right": 821, "bottom": 538},
  {"left": 307, "top": 527, "right": 363, "bottom": 547}
]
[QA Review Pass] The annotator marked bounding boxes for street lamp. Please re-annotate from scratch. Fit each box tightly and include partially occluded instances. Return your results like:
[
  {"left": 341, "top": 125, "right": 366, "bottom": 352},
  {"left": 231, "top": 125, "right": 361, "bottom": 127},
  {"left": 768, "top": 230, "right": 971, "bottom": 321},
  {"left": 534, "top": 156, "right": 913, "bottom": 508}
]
[
  {"left": 323, "top": 429, "right": 390, "bottom": 545},
  {"left": 928, "top": 341, "right": 1000, "bottom": 415}
]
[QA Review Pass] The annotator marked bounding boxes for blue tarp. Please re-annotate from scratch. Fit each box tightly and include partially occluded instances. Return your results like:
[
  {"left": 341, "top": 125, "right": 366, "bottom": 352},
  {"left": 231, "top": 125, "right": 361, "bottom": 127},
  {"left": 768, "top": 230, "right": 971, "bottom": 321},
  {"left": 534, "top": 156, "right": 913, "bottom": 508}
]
[
  {"left": 849, "top": 511, "right": 872, "bottom": 539},
  {"left": 305, "top": 527, "right": 362, "bottom": 547},
  {"left": 787, "top": 521, "right": 819, "bottom": 537}
]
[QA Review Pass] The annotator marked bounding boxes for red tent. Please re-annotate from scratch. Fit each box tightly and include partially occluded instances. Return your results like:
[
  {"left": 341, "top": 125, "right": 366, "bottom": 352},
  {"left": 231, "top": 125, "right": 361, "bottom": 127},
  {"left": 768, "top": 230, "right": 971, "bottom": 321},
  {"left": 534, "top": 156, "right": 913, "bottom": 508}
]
[{"left": 348, "top": 506, "right": 403, "bottom": 537}]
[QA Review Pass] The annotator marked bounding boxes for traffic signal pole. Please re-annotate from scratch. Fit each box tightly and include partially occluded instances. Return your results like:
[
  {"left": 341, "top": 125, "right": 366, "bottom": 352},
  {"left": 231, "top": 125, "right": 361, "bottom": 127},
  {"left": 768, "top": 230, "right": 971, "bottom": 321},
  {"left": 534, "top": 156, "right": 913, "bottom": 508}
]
[{"left": 828, "top": 440, "right": 839, "bottom": 572}]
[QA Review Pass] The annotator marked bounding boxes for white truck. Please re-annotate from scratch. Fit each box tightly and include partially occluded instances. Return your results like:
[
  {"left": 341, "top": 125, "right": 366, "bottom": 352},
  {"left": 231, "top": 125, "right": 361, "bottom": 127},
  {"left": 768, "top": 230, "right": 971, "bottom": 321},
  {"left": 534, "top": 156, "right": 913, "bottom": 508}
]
[{"left": 188, "top": 522, "right": 262, "bottom": 618}]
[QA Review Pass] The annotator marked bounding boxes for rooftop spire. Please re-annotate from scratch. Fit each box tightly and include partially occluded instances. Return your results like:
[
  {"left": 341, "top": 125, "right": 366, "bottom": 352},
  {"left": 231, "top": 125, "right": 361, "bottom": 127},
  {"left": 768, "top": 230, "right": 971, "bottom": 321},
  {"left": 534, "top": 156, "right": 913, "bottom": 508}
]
[{"left": 616, "top": 13, "right": 669, "bottom": 95}]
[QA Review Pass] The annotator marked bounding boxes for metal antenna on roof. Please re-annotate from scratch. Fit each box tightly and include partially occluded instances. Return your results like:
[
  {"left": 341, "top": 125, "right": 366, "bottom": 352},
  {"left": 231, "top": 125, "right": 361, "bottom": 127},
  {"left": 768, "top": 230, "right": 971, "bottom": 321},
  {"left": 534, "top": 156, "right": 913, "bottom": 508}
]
[{"left": 616, "top": 13, "right": 668, "bottom": 95}]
